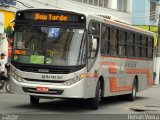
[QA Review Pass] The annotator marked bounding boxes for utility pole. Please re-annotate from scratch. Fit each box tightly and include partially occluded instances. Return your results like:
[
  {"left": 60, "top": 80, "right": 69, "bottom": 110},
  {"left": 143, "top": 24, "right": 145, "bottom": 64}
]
[{"left": 154, "top": 14, "right": 160, "bottom": 85}]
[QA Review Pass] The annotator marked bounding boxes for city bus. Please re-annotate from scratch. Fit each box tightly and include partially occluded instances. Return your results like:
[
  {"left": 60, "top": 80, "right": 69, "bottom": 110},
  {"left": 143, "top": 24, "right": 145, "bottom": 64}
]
[{"left": 8, "top": 9, "right": 154, "bottom": 110}]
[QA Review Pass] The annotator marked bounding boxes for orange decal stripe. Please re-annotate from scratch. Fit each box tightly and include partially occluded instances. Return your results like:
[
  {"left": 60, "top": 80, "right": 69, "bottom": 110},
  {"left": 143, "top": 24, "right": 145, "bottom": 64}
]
[
  {"left": 110, "top": 77, "right": 132, "bottom": 93},
  {"left": 98, "top": 56, "right": 152, "bottom": 61},
  {"left": 100, "top": 62, "right": 132, "bottom": 93},
  {"left": 99, "top": 61, "right": 117, "bottom": 74},
  {"left": 126, "top": 68, "right": 153, "bottom": 86},
  {"left": 85, "top": 73, "right": 99, "bottom": 78},
  {"left": 110, "top": 77, "right": 117, "bottom": 92}
]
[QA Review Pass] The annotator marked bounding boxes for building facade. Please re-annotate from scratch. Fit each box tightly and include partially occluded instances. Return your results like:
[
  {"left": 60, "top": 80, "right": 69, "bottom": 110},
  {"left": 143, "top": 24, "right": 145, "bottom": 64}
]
[
  {"left": 0, "top": 0, "right": 15, "bottom": 58},
  {"left": 132, "top": 0, "right": 160, "bottom": 25},
  {"left": 13, "top": 0, "right": 160, "bottom": 26},
  {"left": 14, "top": 0, "right": 132, "bottom": 24}
]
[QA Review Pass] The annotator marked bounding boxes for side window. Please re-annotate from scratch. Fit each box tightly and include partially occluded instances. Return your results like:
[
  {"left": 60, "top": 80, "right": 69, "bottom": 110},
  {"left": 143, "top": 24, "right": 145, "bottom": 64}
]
[
  {"left": 101, "top": 24, "right": 110, "bottom": 55},
  {"left": 148, "top": 37, "right": 154, "bottom": 59},
  {"left": 141, "top": 36, "right": 147, "bottom": 58},
  {"left": 110, "top": 27, "right": 118, "bottom": 56},
  {"left": 135, "top": 34, "right": 141, "bottom": 57},
  {"left": 127, "top": 32, "right": 134, "bottom": 57},
  {"left": 118, "top": 30, "right": 126, "bottom": 56},
  {"left": 88, "top": 21, "right": 100, "bottom": 70}
]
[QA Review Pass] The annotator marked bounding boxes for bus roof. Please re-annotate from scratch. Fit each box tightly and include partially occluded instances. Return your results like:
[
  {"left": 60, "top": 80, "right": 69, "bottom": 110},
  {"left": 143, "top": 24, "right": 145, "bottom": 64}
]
[
  {"left": 87, "top": 14, "right": 154, "bottom": 37},
  {"left": 15, "top": 8, "right": 154, "bottom": 37}
]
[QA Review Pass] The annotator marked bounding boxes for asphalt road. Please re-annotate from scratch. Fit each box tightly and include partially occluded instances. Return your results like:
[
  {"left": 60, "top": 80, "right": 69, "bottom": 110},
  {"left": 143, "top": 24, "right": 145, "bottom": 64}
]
[{"left": 0, "top": 86, "right": 160, "bottom": 120}]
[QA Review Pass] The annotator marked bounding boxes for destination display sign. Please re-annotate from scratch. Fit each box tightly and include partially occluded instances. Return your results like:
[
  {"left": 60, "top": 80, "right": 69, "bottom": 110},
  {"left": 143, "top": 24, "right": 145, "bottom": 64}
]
[{"left": 15, "top": 10, "right": 86, "bottom": 23}]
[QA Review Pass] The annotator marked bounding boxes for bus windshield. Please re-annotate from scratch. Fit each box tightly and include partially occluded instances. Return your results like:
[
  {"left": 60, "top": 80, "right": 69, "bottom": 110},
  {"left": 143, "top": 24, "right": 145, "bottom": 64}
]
[{"left": 12, "top": 26, "right": 86, "bottom": 66}]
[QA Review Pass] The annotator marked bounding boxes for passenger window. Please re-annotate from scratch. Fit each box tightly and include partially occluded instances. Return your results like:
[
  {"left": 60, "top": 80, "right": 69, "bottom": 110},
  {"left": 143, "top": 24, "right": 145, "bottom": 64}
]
[
  {"left": 118, "top": 30, "right": 126, "bottom": 56},
  {"left": 141, "top": 36, "right": 147, "bottom": 58},
  {"left": 101, "top": 25, "right": 110, "bottom": 55},
  {"left": 128, "top": 32, "right": 134, "bottom": 44},
  {"left": 148, "top": 37, "right": 153, "bottom": 59},
  {"left": 142, "top": 36, "right": 147, "bottom": 47},
  {"left": 135, "top": 34, "right": 141, "bottom": 57},
  {"left": 127, "top": 33, "right": 134, "bottom": 57},
  {"left": 136, "top": 35, "right": 141, "bottom": 46},
  {"left": 110, "top": 27, "right": 118, "bottom": 56},
  {"left": 119, "top": 30, "right": 125, "bottom": 43}
]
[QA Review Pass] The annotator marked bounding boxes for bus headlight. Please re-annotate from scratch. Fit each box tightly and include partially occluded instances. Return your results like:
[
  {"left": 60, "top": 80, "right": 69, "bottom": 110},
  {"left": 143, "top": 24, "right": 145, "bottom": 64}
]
[
  {"left": 64, "top": 74, "right": 85, "bottom": 86},
  {"left": 11, "top": 71, "right": 23, "bottom": 82}
]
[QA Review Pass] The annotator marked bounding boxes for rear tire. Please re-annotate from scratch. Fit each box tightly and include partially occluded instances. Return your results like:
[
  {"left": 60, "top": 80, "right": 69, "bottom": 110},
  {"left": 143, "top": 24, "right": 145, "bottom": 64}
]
[
  {"left": 127, "top": 80, "right": 137, "bottom": 101},
  {"left": 30, "top": 96, "right": 40, "bottom": 105},
  {"left": 89, "top": 81, "right": 101, "bottom": 110}
]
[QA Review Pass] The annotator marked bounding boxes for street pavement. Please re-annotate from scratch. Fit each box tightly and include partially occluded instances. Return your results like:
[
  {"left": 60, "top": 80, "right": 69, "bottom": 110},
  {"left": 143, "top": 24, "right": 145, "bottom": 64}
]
[{"left": 0, "top": 86, "right": 160, "bottom": 120}]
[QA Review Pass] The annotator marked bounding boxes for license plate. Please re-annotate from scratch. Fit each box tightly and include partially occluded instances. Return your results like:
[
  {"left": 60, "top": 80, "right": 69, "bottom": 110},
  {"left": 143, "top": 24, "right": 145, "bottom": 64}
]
[{"left": 36, "top": 87, "right": 49, "bottom": 93}]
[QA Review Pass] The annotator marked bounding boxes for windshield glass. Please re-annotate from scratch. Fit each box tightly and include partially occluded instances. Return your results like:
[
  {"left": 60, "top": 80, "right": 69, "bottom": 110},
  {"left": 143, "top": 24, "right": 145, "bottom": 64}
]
[{"left": 12, "top": 26, "right": 86, "bottom": 66}]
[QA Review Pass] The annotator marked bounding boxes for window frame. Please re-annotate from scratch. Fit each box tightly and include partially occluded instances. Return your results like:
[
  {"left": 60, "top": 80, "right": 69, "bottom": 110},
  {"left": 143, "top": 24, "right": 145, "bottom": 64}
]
[
  {"left": 100, "top": 23, "right": 154, "bottom": 60},
  {"left": 87, "top": 20, "right": 100, "bottom": 71},
  {"left": 101, "top": 24, "right": 110, "bottom": 56}
]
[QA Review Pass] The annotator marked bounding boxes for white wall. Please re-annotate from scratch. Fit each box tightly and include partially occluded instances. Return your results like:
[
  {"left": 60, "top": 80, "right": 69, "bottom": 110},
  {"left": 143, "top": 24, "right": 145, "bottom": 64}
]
[
  {"left": 107, "top": 0, "right": 116, "bottom": 9},
  {"left": 127, "top": 0, "right": 131, "bottom": 13}
]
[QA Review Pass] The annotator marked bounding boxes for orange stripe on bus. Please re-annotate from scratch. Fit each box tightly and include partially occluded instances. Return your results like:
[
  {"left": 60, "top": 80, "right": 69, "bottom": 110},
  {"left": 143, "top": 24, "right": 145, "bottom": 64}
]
[
  {"left": 85, "top": 73, "right": 99, "bottom": 78},
  {"left": 110, "top": 77, "right": 117, "bottom": 92},
  {"left": 126, "top": 68, "right": 153, "bottom": 85},
  {"left": 110, "top": 77, "right": 132, "bottom": 93},
  {"left": 99, "top": 61, "right": 117, "bottom": 74},
  {"left": 86, "top": 61, "right": 117, "bottom": 78},
  {"left": 98, "top": 56, "right": 152, "bottom": 61}
]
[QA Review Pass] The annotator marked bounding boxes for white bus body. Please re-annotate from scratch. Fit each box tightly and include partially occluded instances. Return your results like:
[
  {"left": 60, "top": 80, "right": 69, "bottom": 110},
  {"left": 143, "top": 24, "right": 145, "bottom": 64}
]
[{"left": 9, "top": 9, "right": 154, "bottom": 109}]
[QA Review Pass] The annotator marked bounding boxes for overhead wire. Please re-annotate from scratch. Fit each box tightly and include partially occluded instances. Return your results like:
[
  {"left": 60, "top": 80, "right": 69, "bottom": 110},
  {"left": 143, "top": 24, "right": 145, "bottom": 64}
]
[
  {"left": 29, "top": 0, "right": 59, "bottom": 8},
  {"left": 14, "top": 0, "right": 34, "bottom": 8}
]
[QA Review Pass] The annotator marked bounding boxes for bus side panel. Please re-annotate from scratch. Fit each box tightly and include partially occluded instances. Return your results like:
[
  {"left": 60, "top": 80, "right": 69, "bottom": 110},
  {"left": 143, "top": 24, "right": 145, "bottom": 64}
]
[{"left": 125, "top": 60, "right": 153, "bottom": 92}]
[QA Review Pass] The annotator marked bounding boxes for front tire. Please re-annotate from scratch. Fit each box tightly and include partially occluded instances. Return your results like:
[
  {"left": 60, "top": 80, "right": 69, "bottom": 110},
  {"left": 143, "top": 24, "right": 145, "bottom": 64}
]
[
  {"left": 30, "top": 96, "right": 40, "bottom": 105},
  {"left": 89, "top": 81, "right": 101, "bottom": 110}
]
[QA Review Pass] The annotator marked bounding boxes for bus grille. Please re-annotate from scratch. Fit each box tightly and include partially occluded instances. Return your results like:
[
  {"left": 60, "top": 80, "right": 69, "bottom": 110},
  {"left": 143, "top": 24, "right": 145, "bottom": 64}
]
[
  {"left": 19, "top": 66, "right": 72, "bottom": 74},
  {"left": 22, "top": 87, "right": 64, "bottom": 95},
  {"left": 12, "top": 62, "right": 85, "bottom": 74},
  {"left": 24, "top": 78, "right": 65, "bottom": 83}
]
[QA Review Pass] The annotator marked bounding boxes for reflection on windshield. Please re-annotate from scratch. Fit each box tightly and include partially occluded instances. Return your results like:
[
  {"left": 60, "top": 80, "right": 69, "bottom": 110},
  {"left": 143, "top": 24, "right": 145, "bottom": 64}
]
[{"left": 13, "top": 26, "right": 86, "bottom": 66}]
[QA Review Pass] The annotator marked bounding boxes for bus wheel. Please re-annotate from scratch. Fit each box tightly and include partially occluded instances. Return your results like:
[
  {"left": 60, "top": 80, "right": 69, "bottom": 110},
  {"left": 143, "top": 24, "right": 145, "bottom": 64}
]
[
  {"left": 127, "top": 80, "right": 137, "bottom": 101},
  {"left": 89, "top": 81, "right": 101, "bottom": 110},
  {"left": 30, "top": 96, "right": 40, "bottom": 105}
]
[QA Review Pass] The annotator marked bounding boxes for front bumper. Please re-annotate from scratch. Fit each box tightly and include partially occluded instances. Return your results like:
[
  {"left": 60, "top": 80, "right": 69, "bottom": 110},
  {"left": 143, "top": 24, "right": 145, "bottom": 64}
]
[{"left": 9, "top": 76, "right": 86, "bottom": 99}]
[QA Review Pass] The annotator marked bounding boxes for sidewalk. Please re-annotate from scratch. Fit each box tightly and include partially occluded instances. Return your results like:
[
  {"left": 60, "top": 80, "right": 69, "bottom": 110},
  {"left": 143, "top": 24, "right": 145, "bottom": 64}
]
[
  {"left": 151, "top": 84, "right": 160, "bottom": 88},
  {"left": 129, "top": 85, "right": 160, "bottom": 113}
]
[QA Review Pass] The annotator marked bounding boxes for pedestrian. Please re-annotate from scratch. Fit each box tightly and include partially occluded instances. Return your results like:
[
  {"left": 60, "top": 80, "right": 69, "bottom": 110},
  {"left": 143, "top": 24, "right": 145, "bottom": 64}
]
[{"left": 0, "top": 53, "right": 7, "bottom": 81}]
